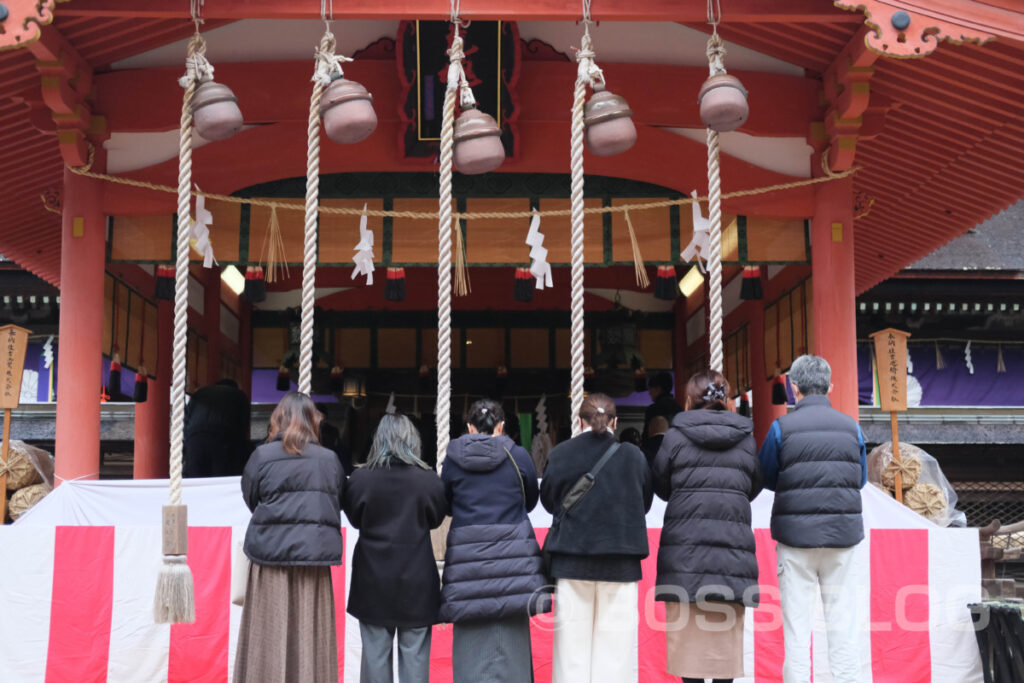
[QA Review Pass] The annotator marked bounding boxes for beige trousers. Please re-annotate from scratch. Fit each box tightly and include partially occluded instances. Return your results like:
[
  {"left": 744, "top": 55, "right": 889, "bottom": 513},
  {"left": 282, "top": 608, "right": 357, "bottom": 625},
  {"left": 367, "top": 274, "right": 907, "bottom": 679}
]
[{"left": 552, "top": 579, "right": 639, "bottom": 683}]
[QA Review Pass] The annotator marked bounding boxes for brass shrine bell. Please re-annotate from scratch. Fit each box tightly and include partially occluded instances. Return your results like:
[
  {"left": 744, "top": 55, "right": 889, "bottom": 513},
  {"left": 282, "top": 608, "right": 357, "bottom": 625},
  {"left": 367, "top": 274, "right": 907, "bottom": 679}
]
[
  {"left": 190, "top": 81, "right": 244, "bottom": 142},
  {"left": 453, "top": 106, "right": 505, "bottom": 175},
  {"left": 319, "top": 78, "right": 378, "bottom": 145},
  {"left": 583, "top": 85, "right": 637, "bottom": 157},
  {"left": 698, "top": 73, "right": 749, "bottom": 132}
]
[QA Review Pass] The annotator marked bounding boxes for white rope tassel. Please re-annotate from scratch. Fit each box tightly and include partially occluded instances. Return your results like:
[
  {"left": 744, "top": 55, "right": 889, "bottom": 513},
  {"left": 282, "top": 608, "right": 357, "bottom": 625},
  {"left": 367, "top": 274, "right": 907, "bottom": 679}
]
[
  {"left": 156, "top": 34, "right": 202, "bottom": 625},
  {"left": 568, "top": 39, "right": 592, "bottom": 436},
  {"left": 436, "top": 37, "right": 460, "bottom": 466},
  {"left": 706, "top": 127, "right": 724, "bottom": 374}
]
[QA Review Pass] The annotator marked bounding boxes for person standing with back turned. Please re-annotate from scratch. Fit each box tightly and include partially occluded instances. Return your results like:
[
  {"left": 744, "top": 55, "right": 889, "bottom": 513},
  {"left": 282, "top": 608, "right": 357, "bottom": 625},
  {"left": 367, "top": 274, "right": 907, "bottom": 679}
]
[
  {"left": 541, "top": 393, "right": 654, "bottom": 683},
  {"left": 757, "top": 355, "right": 868, "bottom": 683}
]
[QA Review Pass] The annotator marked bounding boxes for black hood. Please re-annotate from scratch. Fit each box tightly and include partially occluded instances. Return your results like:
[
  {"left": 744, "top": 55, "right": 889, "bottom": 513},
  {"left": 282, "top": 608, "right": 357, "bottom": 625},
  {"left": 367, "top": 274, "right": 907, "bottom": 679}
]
[
  {"left": 670, "top": 409, "right": 752, "bottom": 451},
  {"left": 446, "top": 432, "right": 516, "bottom": 472}
]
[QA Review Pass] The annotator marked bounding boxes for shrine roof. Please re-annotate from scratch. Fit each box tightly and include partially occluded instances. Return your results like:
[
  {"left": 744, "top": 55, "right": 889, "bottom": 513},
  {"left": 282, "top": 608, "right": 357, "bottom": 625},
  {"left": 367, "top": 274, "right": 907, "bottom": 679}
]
[
  {"left": 908, "top": 201, "right": 1024, "bottom": 273},
  {"left": 0, "top": 3, "right": 1022, "bottom": 293}
]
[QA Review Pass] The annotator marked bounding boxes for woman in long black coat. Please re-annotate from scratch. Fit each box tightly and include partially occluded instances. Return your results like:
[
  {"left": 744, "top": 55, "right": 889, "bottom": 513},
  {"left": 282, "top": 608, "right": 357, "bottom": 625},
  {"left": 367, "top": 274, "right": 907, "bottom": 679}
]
[
  {"left": 440, "top": 399, "right": 550, "bottom": 683},
  {"left": 653, "top": 370, "right": 762, "bottom": 683},
  {"left": 344, "top": 413, "right": 448, "bottom": 683}
]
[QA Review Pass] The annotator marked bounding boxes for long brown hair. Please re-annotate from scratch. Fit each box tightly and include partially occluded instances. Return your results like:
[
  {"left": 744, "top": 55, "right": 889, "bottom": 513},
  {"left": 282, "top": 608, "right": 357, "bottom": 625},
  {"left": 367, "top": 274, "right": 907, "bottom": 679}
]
[
  {"left": 684, "top": 370, "right": 731, "bottom": 411},
  {"left": 267, "top": 392, "right": 322, "bottom": 455},
  {"left": 579, "top": 393, "right": 617, "bottom": 432}
]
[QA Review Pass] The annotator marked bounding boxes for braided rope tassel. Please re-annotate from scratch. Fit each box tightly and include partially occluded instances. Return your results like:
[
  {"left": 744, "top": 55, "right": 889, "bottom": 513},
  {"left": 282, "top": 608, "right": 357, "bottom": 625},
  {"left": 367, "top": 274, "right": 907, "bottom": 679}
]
[
  {"left": 706, "top": 127, "right": 724, "bottom": 374},
  {"left": 435, "top": 74, "right": 458, "bottom": 465},
  {"left": 155, "top": 33, "right": 204, "bottom": 625}
]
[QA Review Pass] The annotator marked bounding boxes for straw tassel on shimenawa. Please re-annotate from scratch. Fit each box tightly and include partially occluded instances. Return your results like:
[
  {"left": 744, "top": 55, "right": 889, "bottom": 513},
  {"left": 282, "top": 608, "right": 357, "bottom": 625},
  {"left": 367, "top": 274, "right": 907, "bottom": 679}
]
[{"left": 154, "top": 504, "right": 195, "bottom": 623}]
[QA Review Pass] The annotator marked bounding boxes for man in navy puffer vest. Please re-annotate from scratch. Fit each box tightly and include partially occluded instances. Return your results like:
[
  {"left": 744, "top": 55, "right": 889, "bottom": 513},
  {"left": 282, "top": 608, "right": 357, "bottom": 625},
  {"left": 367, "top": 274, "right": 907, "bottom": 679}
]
[{"left": 758, "top": 354, "right": 867, "bottom": 683}]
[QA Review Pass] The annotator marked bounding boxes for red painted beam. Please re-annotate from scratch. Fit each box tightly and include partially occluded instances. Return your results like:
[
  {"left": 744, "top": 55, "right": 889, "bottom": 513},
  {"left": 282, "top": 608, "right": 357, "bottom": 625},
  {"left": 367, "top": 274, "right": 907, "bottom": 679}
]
[
  {"left": 94, "top": 60, "right": 818, "bottom": 138},
  {"left": 57, "top": 0, "right": 863, "bottom": 22}
]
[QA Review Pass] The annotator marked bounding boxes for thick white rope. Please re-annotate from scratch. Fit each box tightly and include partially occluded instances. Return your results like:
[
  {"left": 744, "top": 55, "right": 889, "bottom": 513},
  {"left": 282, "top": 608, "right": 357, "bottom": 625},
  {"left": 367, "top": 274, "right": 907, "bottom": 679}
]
[
  {"left": 706, "top": 128, "right": 724, "bottom": 374},
  {"left": 435, "top": 35, "right": 460, "bottom": 466},
  {"left": 298, "top": 31, "right": 343, "bottom": 395},
  {"left": 569, "top": 27, "right": 602, "bottom": 435},
  {"left": 706, "top": 33, "right": 726, "bottom": 374},
  {"left": 170, "top": 37, "right": 205, "bottom": 507}
]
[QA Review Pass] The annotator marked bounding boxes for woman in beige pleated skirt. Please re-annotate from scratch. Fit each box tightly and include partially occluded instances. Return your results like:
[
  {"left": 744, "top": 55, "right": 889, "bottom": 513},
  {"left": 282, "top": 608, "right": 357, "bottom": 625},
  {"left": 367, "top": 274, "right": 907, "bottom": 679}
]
[{"left": 650, "top": 371, "right": 762, "bottom": 683}]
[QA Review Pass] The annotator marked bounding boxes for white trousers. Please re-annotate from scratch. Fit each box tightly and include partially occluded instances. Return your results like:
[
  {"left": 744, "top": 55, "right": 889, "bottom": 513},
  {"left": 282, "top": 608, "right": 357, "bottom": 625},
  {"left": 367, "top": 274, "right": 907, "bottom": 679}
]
[
  {"left": 552, "top": 579, "right": 639, "bottom": 683},
  {"left": 777, "top": 543, "right": 865, "bottom": 683}
]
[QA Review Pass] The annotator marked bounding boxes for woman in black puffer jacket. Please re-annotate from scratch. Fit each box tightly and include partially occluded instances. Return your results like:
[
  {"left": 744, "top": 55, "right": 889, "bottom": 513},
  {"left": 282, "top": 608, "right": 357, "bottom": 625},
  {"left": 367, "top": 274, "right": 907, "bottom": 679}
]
[
  {"left": 235, "top": 392, "right": 345, "bottom": 683},
  {"left": 441, "top": 399, "right": 550, "bottom": 683},
  {"left": 653, "top": 370, "right": 762, "bottom": 683}
]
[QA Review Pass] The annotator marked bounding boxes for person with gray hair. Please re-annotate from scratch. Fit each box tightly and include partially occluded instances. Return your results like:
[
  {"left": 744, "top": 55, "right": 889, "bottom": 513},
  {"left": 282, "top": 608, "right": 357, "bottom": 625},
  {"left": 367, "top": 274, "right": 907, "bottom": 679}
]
[
  {"left": 344, "top": 413, "right": 448, "bottom": 683},
  {"left": 757, "top": 354, "right": 868, "bottom": 683}
]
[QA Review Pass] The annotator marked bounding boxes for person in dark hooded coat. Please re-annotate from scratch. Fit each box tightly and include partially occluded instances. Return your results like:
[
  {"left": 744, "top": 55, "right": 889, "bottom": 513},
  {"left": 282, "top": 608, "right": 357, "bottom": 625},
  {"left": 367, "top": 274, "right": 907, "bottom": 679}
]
[
  {"left": 653, "top": 370, "right": 761, "bottom": 683},
  {"left": 440, "top": 399, "right": 550, "bottom": 683}
]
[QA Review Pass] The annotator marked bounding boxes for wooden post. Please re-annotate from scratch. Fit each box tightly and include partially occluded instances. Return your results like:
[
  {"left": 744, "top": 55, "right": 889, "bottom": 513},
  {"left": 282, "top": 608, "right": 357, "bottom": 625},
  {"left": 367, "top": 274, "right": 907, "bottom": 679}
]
[
  {"left": 1, "top": 324, "right": 31, "bottom": 522},
  {"left": 870, "top": 327, "right": 911, "bottom": 503},
  {"left": 890, "top": 410, "right": 902, "bottom": 502}
]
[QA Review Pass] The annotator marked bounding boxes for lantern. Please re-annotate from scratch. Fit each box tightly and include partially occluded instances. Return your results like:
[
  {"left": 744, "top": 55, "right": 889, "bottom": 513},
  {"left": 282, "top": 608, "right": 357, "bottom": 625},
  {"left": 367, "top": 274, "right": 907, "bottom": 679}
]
[
  {"left": 583, "top": 86, "right": 637, "bottom": 157},
  {"left": 319, "top": 78, "right": 377, "bottom": 144},
  {"left": 190, "top": 81, "right": 244, "bottom": 141},
  {"left": 453, "top": 107, "right": 504, "bottom": 175},
  {"left": 698, "top": 74, "right": 749, "bottom": 132}
]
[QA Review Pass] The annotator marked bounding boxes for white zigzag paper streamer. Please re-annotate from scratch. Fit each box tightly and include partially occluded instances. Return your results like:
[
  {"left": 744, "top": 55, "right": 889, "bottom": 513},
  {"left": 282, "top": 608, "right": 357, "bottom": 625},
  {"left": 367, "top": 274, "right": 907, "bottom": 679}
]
[
  {"left": 964, "top": 341, "right": 974, "bottom": 375},
  {"left": 681, "top": 189, "right": 710, "bottom": 271},
  {"left": 42, "top": 335, "right": 54, "bottom": 369},
  {"left": 526, "top": 213, "right": 553, "bottom": 290},
  {"left": 352, "top": 204, "right": 376, "bottom": 286},
  {"left": 192, "top": 188, "right": 217, "bottom": 269}
]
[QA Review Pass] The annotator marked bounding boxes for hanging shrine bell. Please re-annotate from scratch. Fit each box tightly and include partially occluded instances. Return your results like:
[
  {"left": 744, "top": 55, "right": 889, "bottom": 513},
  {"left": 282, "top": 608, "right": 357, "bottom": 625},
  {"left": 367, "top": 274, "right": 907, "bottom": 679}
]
[
  {"left": 319, "top": 77, "right": 378, "bottom": 144},
  {"left": 698, "top": 73, "right": 749, "bottom": 132},
  {"left": 190, "top": 81, "right": 244, "bottom": 141},
  {"left": 453, "top": 106, "right": 505, "bottom": 175},
  {"left": 583, "top": 85, "right": 637, "bottom": 157}
]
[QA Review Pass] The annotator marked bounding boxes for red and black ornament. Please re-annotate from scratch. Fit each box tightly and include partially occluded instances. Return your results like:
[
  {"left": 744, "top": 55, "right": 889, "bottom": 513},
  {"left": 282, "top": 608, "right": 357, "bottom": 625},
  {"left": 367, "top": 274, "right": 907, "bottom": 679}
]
[
  {"left": 243, "top": 266, "right": 267, "bottom": 303},
  {"left": 133, "top": 368, "right": 149, "bottom": 403},
  {"left": 276, "top": 365, "right": 291, "bottom": 392},
  {"left": 155, "top": 265, "right": 175, "bottom": 301},
  {"left": 514, "top": 267, "right": 534, "bottom": 302},
  {"left": 654, "top": 266, "right": 678, "bottom": 301},
  {"left": 740, "top": 266, "right": 763, "bottom": 300},
  {"left": 385, "top": 267, "right": 406, "bottom": 302},
  {"left": 107, "top": 348, "right": 123, "bottom": 397}
]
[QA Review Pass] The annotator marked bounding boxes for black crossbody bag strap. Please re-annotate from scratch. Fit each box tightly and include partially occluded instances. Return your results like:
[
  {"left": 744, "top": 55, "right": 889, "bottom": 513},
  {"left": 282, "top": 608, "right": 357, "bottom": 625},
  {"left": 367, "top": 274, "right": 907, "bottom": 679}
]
[
  {"left": 505, "top": 447, "right": 526, "bottom": 506},
  {"left": 559, "top": 441, "right": 621, "bottom": 514}
]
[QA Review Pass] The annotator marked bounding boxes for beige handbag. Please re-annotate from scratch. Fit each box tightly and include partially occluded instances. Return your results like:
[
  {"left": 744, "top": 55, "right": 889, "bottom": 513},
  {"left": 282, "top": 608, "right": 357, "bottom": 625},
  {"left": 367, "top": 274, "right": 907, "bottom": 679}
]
[{"left": 231, "top": 531, "right": 250, "bottom": 607}]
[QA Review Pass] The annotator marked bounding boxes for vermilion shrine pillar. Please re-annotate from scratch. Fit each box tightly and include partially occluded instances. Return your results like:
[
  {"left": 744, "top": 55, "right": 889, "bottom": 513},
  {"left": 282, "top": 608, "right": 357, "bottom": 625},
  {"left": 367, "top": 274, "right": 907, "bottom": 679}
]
[
  {"left": 133, "top": 300, "right": 172, "bottom": 479},
  {"left": 54, "top": 167, "right": 106, "bottom": 484},
  {"left": 811, "top": 175, "right": 858, "bottom": 420},
  {"left": 749, "top": 301, "right": 785, "bottom": 444}
]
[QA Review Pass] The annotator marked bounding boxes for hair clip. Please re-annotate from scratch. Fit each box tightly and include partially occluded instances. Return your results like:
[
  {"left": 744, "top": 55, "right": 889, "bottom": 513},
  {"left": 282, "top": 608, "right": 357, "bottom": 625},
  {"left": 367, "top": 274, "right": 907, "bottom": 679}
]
[
  {"left": 702, "top": 382, "right": 727, "bottom": 403},
  {"left": 480, "top": 407, "right": 488, "bottom": 414},
  {"left": 596, "top": 406, "right": 605, "bottom": 414}
]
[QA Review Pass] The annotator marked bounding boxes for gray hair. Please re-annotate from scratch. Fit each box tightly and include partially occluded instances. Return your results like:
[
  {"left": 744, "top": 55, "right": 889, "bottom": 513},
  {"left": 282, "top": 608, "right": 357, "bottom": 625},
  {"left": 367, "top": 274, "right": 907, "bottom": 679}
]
[
  {"left": 789, "top": 354, "right": 831, "bottom": 395},
  {"left": 365, "top": 414, "right": 430, "bottom": 470}
]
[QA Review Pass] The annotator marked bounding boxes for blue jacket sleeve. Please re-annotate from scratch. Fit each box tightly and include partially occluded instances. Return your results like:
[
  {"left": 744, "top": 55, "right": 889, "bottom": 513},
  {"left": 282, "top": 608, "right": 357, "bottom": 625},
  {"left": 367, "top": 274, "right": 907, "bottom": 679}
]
[
  {"left": 757, "top": 422, "right": 783, "bottom": 491},
  {"left": 857, "top": 425, "right": 868, "bottom": 488}
]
